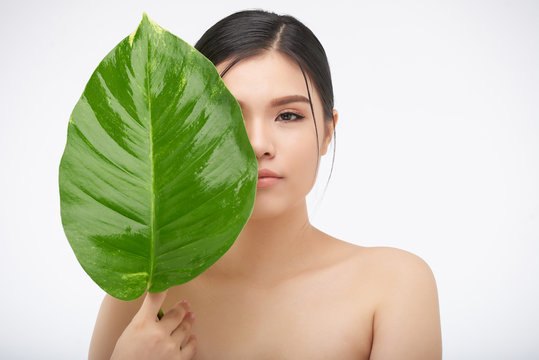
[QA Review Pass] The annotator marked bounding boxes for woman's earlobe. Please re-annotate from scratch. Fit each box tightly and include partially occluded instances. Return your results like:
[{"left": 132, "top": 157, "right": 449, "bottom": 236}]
[
  {"left": 321, "top": 110, "right": 338, "bottom": 156},
  {"left": 332, "top": 109, "right": 339, "bottom": 128}
]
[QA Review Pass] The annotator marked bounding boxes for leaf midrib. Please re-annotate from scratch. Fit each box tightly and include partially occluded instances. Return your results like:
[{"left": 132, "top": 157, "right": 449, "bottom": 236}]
[{"left": 146, "top": 34, "right": 156, "bottom": 289}]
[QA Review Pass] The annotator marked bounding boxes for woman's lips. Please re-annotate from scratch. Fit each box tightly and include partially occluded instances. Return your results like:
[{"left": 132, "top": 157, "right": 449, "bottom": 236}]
[
  {"left": 258, "top": 168, "right": 281, "bottom": 178},
  {"left": 257, "top": 168, "right": 282, "bottom": 188},
  {"left": 257, "top": 176, "right": 282, "bottom": 188}
]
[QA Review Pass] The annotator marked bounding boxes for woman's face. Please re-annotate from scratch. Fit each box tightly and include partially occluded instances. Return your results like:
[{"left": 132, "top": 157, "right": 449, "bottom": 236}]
[{"left": 216, "top": 51, "right": 334, "bottom": 220}]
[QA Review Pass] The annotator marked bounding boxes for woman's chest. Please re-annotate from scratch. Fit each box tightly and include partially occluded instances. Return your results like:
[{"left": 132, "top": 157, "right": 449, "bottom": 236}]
[{"left": 165, "top": 268, "right": 374, "bottom": 359}]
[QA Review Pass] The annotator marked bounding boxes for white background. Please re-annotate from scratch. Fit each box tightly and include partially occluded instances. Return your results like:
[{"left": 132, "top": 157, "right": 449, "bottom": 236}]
[{"left": 1, "top": 0, "right": 538, "bottom": 358}]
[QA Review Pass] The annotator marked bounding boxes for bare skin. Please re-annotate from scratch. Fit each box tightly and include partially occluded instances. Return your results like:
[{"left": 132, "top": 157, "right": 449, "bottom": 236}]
[
  {"left": 90, "top": 228, "right": 441, "bottom": 359},
  {"left": 89, "top": 50, "right": 442, "bottom": 359}
]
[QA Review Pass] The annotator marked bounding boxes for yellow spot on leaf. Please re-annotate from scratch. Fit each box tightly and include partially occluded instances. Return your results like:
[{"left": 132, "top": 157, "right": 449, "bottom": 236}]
[{"left": 121, "top": 272, "right": 148, "bottom": 280}]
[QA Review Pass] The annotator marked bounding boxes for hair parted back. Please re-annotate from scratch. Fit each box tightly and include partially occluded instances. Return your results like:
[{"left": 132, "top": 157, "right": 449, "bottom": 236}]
[{"left": 195, "top": 9, "right": 337, "bottom": 191}]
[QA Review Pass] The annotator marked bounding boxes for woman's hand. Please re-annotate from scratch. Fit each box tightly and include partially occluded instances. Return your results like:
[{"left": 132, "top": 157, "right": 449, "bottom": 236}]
[{"left": 110, "top": 290, "right": 197, "bottom": 360}]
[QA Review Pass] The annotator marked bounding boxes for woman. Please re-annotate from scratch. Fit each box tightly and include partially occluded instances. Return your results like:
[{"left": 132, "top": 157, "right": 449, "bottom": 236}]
[{"left": 89, "top": 9, "right": 442, "bottom": 360}]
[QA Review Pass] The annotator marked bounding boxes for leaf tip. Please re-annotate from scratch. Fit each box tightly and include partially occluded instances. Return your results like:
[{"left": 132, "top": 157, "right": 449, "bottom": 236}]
[{"left": 129, "top": 12, "right": 150, "bottom": 47}]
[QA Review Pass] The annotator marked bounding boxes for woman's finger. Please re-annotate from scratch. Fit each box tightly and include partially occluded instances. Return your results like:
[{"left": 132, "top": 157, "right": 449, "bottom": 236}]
[
  {"left": 159, "top": 300, "right": 190, "bottom": 334},
  {"left": 138, "top": 290, "right": 168, "bottom": 321},
  {"left": 179, "top": 334, "right": 198, "bottom": 359},
  {"left": 171, "top": 310, "right": 195, "bottom": 343}
]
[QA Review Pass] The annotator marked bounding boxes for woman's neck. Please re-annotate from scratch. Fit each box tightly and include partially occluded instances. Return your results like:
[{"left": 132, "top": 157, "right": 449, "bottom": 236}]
[{"left": 203, "top": 199, "right": 318, "bottom": 286}]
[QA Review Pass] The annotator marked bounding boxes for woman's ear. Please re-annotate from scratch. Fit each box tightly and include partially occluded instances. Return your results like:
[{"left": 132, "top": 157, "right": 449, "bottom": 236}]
[{"left": 321, "top": 109, "right": 338, "bottom": 156}]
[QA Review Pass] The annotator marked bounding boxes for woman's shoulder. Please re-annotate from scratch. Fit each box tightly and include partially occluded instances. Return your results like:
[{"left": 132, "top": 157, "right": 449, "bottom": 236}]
[
  {"left": 338, "top": 242, "right": 442, "bottom": 358},
  {"left": 89, "top": 293, "right": 146, "bottom": 359},
  {"left": 354, "top": 245, "right": 442, "bottom": 358},
  {"left": 323, "top": 234, "right": 438, "bottom": 303},
  {"left": 347, "top": 244, "right": 438, "bottom": 291},
  {"left": 357, "top": 246, "right": 435, "bottom": 275},
  {"left": 321, "top": 229, "right": 435, "bottom": 281}
]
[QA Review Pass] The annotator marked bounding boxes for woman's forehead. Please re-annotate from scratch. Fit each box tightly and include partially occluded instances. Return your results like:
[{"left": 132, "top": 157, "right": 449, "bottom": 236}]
[
  {"left": 216, "top": 51, "right": 316, "bottom": 102},
  {"left": 218, "top": 51, "right": 300, "bottom": 77}
]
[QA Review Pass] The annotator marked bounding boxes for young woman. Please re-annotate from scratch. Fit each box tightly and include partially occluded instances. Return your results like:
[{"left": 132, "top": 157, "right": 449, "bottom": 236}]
[{"left": 89, "top": 9, "right": 442, "bottom": 360}]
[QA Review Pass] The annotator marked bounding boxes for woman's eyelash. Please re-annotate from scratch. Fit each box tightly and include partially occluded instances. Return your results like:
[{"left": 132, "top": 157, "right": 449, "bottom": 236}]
[{"left": 277, "top": 112, "right": 305, "bottom": 121}]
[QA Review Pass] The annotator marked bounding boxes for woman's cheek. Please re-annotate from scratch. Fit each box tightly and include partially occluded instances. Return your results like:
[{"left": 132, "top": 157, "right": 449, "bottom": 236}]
[{"left": 287, "top": 135, "right": 319, "bottom": 195}]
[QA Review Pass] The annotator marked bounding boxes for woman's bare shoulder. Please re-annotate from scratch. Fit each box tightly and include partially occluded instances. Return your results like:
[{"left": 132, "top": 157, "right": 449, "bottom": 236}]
[
  {"left": 347, "top": 245, "right": 442, "bottom": 359},
  {"left": 349, "top": 244, "right": 438, "bottom": 293},
  {"left": 323, "top": 230, "right": 435, "bottom": 279},
  {"left": 356, "top": 246, "right": 435, "bottom": 275},
  {"left": 326, "top": 237, "right": 438, "bottom": 303},
  {"left": 88, "top": 293, "right": 145, "bottom": 360}
]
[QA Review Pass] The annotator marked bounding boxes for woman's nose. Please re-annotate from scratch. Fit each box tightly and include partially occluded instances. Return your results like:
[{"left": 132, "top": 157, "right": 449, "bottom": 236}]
[{"left": 245, "top": 117, "right": 275, "bottom": 160}]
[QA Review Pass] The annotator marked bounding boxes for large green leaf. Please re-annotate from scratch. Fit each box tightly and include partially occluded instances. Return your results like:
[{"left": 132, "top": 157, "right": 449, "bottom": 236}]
[{"left": 59, "top": 13, "right": 257, "bottom": 301}]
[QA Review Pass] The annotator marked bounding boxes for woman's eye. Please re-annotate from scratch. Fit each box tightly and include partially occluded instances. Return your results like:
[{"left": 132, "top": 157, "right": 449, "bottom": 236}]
[{"left": 278, "top": 112, "right": 305, "bottom": 121}]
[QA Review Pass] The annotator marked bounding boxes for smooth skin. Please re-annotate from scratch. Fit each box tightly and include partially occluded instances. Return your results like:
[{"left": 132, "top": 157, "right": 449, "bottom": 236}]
[{"left": 89, "top": 50, "right": 442, "bottom": 359}]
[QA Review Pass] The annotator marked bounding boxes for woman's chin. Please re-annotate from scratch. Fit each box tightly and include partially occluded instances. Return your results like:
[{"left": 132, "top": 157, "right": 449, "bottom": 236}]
[
  {"left": 248, "top": 200, "right": 286, "bottom": 221},
  {"left": 247, "top": 193, "right": 306, "bottom": 222}
]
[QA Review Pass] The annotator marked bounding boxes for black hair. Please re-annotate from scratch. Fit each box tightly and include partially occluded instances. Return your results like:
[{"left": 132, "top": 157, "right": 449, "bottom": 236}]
[{"left": 195, "top": 9, "right": 337, "bottom": 194}]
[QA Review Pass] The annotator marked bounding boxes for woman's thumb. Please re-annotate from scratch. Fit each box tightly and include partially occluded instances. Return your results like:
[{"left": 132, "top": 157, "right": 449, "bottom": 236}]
[{"left": 139, "top": 289, "right": 168, "bottom": 320}]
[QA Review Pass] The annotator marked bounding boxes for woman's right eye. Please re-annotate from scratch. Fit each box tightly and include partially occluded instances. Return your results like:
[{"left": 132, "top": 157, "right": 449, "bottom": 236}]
[{"left": 277, "top": 112, "right": 305, "bottom": 122}]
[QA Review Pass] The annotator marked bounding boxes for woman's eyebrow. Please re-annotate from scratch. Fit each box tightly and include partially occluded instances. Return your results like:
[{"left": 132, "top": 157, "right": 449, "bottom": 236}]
[
  {"left": 270, "top": 95, "right": 310, "bottom": 106},
  {"left": 236, "top": 95, "right": 309, "bottom": 109}
]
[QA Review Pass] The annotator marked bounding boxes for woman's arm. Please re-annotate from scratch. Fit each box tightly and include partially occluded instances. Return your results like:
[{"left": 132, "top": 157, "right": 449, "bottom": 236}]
[
  {"left": 369, "top": 250, "right": 442, "bottom": 360},
  {"left": 89, "top": 293, "right": 144, "bottom": 359}
]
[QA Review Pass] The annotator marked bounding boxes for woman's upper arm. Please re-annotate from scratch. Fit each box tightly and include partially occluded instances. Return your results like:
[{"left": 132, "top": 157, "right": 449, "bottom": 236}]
[
  {"left": 369, "top": 250, "right": 442, "bottom": 360},
  {"left": 88, "top": 294, "right": 144, "bottom": 360}
]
